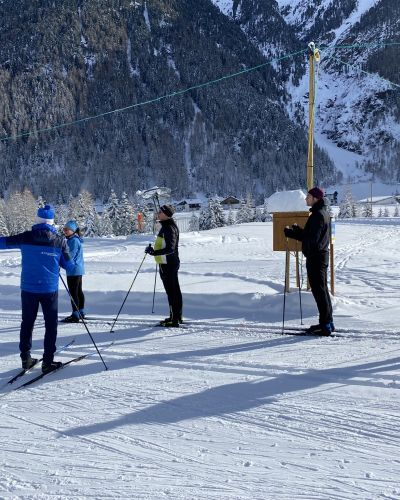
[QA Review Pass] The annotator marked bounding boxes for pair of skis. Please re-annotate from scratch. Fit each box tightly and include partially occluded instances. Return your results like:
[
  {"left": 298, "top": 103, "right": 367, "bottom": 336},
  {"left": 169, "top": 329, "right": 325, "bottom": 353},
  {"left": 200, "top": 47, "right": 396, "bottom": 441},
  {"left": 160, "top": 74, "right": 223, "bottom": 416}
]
[{"left": 1, "top": 340, "right": 114, "bottom": 395}]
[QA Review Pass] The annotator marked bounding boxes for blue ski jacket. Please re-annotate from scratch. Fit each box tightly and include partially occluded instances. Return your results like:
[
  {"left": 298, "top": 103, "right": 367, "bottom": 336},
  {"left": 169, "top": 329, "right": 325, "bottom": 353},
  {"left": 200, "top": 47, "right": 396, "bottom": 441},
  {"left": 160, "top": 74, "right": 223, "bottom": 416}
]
[
  {"left": 0, "top": 224, "right": 74, "bottom": 293},
  {"left": 66, "top": 234, "right": 85, "bottom": 276}
]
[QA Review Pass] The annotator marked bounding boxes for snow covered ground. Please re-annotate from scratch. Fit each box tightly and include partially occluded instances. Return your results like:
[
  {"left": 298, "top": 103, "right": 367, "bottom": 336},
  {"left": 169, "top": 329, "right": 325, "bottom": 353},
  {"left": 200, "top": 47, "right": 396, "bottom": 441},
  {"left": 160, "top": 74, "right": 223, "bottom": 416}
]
[{"left": 1, "top": 221, "right": 400, "bottom": 499}]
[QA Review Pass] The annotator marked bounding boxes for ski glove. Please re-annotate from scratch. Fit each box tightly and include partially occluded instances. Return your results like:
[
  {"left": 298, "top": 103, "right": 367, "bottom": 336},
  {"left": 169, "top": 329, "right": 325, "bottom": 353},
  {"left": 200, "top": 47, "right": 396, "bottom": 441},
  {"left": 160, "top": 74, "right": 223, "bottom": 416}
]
[
  {"left": 284, "top": 227, "right": 294, "bottom": 238},
  {"left": 145, "top": 244, "right": 155, "bottom": 255}
]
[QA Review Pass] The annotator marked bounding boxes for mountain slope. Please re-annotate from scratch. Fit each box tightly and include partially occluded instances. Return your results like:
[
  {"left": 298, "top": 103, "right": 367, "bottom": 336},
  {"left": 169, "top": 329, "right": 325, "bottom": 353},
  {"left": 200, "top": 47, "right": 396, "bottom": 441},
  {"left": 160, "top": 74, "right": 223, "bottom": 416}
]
[
  {"left": 215, "top": 0, "right": 400, "bottom": 187},
  {"left": 0, "top": 0, "right": 336, "bottom": 201}
]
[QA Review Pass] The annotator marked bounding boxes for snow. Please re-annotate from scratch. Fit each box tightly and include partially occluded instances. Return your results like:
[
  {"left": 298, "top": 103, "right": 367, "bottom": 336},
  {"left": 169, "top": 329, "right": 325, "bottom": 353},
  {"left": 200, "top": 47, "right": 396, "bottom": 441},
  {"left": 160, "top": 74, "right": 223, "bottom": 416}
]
[
  {"left": 210, "top": 0, "right": 234, "bottom": 17},
  {"left": 276, "top": 0, "right": 380, "bottom": 37},
  {"left": 267, "top": 189, "right": 308, "bottom": 212},
  {"left": 143, "top": 2, "right": 151, "bottom": 31},
  {"left": 1, "top": 222, "right": 400, "bottom": 498},
  {"left": 331, "top": 0, "right": 381, "bottom": 42},
  {"left": 126, "top": 38, "right": 139, "bottom": 77}
]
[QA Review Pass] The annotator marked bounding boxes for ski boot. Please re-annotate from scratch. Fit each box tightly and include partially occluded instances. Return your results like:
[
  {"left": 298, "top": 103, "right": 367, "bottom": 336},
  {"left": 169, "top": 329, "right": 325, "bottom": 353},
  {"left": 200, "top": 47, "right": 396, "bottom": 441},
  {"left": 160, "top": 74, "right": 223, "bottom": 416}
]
[
  {"left": 61, "top": 312, "right": 80, "bottom": 323},
  {"left": 42, "top": 361, "right": 63, "bottom": 374},
  {"left": 21, "top": 355, "right": 38, "bottom": 370}
]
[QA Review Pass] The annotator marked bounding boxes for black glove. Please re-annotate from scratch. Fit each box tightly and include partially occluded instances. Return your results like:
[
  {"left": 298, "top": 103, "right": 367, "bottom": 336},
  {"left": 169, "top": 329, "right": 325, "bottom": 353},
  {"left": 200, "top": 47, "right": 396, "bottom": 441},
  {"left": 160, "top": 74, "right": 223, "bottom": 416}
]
[
  {"left": 291, "top": 223, "right": 302, "bottom": 236},
  {"left": 284, "top": 226, "right": 293, "bottom": 238},
  {"left": 145, "top": 244, "right": 154, "bottom": 255}
]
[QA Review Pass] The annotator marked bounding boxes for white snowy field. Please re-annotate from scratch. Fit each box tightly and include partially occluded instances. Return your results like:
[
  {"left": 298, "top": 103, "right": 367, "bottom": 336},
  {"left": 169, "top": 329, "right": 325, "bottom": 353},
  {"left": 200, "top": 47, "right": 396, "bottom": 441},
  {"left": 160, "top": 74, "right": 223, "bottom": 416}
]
[{"left": 1, "top": 221, "right": 400, "bottom": 499}]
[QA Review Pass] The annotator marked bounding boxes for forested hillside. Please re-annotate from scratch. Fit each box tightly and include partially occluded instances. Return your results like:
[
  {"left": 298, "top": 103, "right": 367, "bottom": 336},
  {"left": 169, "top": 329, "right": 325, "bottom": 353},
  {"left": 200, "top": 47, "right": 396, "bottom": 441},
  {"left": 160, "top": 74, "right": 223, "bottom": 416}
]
[{"left": 0, "top": 0, "right": 335, "bottom": 202}]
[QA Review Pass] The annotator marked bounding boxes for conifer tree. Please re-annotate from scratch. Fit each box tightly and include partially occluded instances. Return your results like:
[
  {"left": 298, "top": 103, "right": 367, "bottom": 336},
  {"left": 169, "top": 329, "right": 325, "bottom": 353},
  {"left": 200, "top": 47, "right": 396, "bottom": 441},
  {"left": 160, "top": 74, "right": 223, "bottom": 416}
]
[
  {"left": 104, "top": 190, "right": 121, "bottom": 235},
  {"left": 362, "top": 203, "right": 372, "bottom": 218},
  {"left": 383, "top": 207, "right": 389, "bottom": 217},
  {"left": 209, "top": 199, "right": 226, "bottom": 228},
  {"left": 338, "top": 190, "right": 355, "bottom": 219},
  {"left": 393, "top": 205, "right": 399, "bottom": 217},
  {"left": 119, "top": 192, "right": 134, "bottom": 235},
  {"left": 76, "top": 190, "right": 97, "bottom": 236},
  {"left": 99, "top": 210, "right": 114, "bottom": 236},
  {"left": 198, "top": 205, "right": 211, "bottom": 230},
  {"left": 226, "top": 208, "right": 235, "bottom": 225},
  {"left": 6, "top": 190, "right": 36, "bottom": 234},
  {"left": 188, "top": 212, "right": 199, "bottom": 231},
  {"left": 55, "top": 203, "right": 69, "bottom": 229},
  {"left": 20, "top": 188, "right": 37, "bottom": 228},
  {"left": 0, "top": 200, "right": 9, "bottom": 236},
  {"left": 236, "top": 201, "right": 251, "bottom": 224},
  {"left": 141, "top": 205, "right": 153, "bottom": 233}
]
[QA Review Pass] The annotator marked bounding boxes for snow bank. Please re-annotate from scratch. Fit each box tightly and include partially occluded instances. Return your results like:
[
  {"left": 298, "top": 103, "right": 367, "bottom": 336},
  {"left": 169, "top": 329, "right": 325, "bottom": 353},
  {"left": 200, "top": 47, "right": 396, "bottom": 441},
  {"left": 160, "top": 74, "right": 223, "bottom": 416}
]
[{"left": 267, "top": 190, "right": 308, "bottom": 212}]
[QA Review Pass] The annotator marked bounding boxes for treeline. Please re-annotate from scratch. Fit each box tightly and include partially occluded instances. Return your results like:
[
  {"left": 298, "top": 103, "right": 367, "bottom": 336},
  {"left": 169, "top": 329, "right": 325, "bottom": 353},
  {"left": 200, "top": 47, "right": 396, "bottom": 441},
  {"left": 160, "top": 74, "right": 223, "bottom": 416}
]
[
  {"left": 188, "top": 196, "right": 271, "bottom": 231},
  {"left": 338, "top": 191, "right": 400, "bottom": 218},
  {"left": 0, "top": 189, "right": 153, "bottom": 237}
]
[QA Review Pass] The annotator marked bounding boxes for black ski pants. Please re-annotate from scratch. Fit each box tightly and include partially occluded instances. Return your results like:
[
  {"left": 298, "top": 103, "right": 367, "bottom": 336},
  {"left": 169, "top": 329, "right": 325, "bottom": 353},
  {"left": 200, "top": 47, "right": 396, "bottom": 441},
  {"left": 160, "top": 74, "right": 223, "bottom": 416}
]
[
  {"left": 67, "top": 275, "right": 85, "bottom": 312},
  {"left": 159, "top": 264, "right": 182, "bottom": 320},
  {"left": 20, "top": 290, "right": 58, "bottom": 364},
  {"left": 306, "top": 254, "right": 333, "bottom": 325}
]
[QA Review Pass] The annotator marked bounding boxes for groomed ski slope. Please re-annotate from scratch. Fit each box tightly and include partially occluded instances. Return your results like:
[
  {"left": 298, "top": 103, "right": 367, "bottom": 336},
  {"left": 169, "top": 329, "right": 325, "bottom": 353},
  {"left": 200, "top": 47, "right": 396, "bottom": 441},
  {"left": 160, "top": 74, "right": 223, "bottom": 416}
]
[{"left": 0, "top": 220, "right": 399, "bottom": 499}]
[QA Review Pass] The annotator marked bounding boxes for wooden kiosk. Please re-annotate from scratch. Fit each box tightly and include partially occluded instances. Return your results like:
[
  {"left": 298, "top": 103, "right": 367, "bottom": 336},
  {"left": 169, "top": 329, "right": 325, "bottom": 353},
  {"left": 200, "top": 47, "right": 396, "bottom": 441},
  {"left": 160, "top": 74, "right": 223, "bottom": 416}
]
[{"left": 272, "top": 210, "right": 309, "bottom": 292}]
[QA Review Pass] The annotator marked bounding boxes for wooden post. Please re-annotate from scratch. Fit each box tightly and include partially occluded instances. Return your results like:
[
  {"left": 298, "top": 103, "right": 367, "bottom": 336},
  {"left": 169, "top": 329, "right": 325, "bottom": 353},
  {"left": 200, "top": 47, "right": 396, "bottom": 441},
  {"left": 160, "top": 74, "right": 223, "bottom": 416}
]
[
  {"left": 295, "top": 251, "right": 300, "bottom": 288},
  {"left": 330, "top": 216, "right": 335, "bottom": 295},
  {"left": 307, "top": 42, "right": 320, "bottom": 191}
]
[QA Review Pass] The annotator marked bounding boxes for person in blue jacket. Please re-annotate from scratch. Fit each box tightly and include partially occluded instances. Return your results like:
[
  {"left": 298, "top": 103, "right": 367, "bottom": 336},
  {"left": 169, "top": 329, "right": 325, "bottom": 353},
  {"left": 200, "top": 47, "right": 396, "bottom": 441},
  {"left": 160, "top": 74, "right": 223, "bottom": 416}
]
[
  {"left": 0, "top": 204, "right": 74, "bottom": 373},
  {"left": 61, "top": 220, "right": 85, "bottom": 323}
]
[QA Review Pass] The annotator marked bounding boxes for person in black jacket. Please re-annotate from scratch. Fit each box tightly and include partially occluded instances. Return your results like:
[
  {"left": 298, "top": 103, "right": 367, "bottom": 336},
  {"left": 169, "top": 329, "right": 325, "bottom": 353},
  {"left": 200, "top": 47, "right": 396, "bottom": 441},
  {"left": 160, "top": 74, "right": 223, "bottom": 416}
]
[
  {"left": 284, "top": 187, "right": 334, "bottom": 336},
  {"left": 145, "top": 204, "right": 182, "bottom": 327}
]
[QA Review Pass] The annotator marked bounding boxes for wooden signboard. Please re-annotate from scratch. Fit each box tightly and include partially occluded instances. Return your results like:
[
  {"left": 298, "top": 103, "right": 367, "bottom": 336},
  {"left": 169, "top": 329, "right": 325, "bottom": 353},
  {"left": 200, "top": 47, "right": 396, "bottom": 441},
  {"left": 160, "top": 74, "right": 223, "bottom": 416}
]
[{"left": 272, "top": 211, "right": 309, "bottom": 252}]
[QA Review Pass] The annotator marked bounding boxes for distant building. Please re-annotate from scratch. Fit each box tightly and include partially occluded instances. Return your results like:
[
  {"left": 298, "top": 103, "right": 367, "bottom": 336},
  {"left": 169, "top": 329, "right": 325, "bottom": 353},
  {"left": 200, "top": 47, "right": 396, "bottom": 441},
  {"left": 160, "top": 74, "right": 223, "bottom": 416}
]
[
  {"left": 356, "top": 195, "right": 400, "bottom": 205},
  {"left": 325, "top": 191, "right": 338, "bottom": 205},
  {"left": 220, "top": 196, "right": 241, "bottom": 207},
  {"left": 175, "top": 199, "right": 203, "bottom": 212}
]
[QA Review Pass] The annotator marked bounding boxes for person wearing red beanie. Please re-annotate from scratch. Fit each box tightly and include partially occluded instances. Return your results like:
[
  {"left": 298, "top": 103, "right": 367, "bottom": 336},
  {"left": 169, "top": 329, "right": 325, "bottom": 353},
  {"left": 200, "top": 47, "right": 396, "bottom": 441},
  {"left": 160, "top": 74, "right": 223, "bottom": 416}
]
[{"left": 284, "top": 187, "right": 334, "bottom": 336}]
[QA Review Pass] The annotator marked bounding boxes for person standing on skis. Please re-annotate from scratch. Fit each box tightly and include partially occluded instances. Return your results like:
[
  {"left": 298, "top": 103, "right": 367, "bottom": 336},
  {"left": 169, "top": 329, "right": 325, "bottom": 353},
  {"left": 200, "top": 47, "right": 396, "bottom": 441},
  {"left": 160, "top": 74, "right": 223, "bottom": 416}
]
[
  {"left": 284, "top": 187, "right": 334, "bottom": 336},
  {"left": 61, "top": 220, "right": 85, "bottom": 323},
  {"left": 145, "top": 204, "right": 183, "bottom": 327},
  {"left": 0, "top": 204, "right": 74, "bottom": 372}
]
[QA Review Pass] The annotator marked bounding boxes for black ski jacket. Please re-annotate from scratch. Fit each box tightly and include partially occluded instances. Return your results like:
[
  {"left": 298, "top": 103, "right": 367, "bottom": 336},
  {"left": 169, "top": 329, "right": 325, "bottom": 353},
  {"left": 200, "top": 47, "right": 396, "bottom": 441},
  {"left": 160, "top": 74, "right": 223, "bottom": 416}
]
[
  {"left": 152, "top": 218, "right": 180, "bottom": 267},
  {"left": 286, "top": 198, "right": 330, "bottom": 259}
]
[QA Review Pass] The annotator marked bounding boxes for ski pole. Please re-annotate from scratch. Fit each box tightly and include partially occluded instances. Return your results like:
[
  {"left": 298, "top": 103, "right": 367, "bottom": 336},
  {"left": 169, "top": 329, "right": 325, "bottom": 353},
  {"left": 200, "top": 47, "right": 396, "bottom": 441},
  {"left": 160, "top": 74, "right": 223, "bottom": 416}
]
[
  {"left": 152, "top": 264, "right": 158, "bottom": 313},
  {"left": 296, "top": 251, "right": 303, "bottom": 325},
  {"left": 59, "top": 274, "right": 108, "bottom": 371},
  {"left": 109, "top": 253, "right": 147, "bottom": 333},
  {"left": 282, "top": 239, "right": 289, "bottom": 335}
]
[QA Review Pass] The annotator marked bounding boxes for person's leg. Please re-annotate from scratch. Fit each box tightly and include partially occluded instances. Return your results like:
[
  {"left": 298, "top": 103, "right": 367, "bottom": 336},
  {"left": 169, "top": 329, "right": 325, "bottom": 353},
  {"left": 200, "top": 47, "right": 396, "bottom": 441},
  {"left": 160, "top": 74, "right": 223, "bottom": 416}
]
[
  {"left": 77, "top": 276, "right": 85, "bottom": 314},
  {"left": 307, "top": 259, "right": 332, "bottom": 325},
  {"left": 174, "top": 264, "right": 182, "bottom": 321},
  {"left": 159, "top": 266, "right": 180, "bottom": 325},
  {"left": 169, "top": 271, "right": 182, "bottom": 322},
  {"left": 159, "top": 265, "right": 173, "bottom": 315},
  {"left": 19, "top": 291, "right": 39, "bottom": 360},
  {"left": 40, "top": 291, "right": 59, "bottom": 365},
  {"left": 67, "top": 275, "right": 80, "bottom": 313}
]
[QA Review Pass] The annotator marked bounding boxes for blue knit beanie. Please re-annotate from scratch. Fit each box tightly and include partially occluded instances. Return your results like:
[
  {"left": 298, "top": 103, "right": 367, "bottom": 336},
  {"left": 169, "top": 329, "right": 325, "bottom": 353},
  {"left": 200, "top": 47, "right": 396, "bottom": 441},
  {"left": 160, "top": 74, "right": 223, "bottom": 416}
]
[
  {"left": 36, "top": 204, "right": 55, "bottom": 223},
  {"left": 64, "top": 220, "right": 78, "bottom": 232}
]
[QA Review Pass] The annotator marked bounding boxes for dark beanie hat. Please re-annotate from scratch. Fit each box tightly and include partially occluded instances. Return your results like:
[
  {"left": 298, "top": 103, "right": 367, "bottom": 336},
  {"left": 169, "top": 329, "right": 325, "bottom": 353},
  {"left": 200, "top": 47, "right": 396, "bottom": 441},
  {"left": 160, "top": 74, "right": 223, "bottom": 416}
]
[
  {"left": 160, "top": 204, "right": 175, "bottom": 217},
  {"left": 308, "top": 187, "right": 324, "bottom": 199}
]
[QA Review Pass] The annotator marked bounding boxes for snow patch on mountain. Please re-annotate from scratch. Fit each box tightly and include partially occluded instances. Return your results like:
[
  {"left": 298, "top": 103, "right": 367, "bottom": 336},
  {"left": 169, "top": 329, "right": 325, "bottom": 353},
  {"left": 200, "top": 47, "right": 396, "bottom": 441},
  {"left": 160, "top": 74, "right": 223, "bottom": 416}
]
[
  {"left": 276, "top": 0, "right": 380, "bottom": 40},
  {"left": 332, "top": 0, "right": 381, "bottom": 41},
  {"left": 285, "top": 54, "right": 400, "bottom": 186},
  {"left": 211, "top": 0, "right": 235, "bottom": 17}
]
